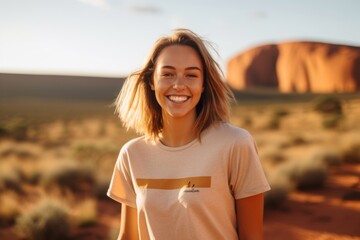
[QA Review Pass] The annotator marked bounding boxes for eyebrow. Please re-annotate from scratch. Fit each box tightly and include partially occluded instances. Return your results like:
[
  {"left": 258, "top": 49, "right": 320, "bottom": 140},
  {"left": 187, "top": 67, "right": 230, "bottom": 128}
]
[{"left": 161, "top": 65, "right": 202, "bottom": 71}]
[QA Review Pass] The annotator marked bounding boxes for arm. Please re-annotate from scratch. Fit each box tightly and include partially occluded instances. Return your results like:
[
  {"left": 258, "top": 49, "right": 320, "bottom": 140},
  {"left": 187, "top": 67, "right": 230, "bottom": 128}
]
[
  {"left": 119, "top": 204, "right": 139, "bottom": 240},
  {"left": 236, "top": 193, "right": 265, "bottom": 240}
]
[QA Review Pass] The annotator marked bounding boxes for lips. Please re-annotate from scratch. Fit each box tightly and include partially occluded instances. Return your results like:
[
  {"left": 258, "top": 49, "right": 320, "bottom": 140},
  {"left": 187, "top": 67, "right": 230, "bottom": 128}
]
[{"left": 167, "top": 95, "right": 190, "bottom": 103}]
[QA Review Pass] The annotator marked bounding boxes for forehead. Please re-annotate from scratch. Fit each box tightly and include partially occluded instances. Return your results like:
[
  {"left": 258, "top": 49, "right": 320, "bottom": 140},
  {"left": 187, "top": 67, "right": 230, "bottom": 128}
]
[{"left": 155, "top": 45, "right": 203, "bottom": 69}]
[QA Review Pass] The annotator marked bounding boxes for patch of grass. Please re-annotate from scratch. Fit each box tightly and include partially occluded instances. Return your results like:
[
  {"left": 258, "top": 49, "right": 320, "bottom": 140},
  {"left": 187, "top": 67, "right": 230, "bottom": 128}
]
[{"left": 15, "top": 199, "right": 71, "bottom": 240}]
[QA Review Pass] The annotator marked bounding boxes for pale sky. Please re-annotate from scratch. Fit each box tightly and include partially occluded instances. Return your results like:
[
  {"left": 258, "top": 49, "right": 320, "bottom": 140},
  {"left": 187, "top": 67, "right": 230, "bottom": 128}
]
[{"left": 0, "top": 0, "right": 359, "bottom": 77}]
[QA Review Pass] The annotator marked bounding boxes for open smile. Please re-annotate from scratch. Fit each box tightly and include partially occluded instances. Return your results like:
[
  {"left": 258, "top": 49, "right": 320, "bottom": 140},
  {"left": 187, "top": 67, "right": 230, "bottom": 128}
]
[{"left": 167, "top": 95, "right": 191, "bottom": 103}]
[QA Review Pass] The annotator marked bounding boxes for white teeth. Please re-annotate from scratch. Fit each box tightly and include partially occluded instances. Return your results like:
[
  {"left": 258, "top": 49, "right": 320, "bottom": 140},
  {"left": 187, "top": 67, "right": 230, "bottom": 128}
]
[{"left": 168, "top": 95, "right": 189, "bottom": 103}]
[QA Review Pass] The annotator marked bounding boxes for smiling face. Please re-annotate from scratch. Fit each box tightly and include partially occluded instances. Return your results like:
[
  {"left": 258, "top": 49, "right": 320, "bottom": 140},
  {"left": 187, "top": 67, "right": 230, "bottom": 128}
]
[{"left": 151, "top": 45, "right": 204, "bottom": 123}]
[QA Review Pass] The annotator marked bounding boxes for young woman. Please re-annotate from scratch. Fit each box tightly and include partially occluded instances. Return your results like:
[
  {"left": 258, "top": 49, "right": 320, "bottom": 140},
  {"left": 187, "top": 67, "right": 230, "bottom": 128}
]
[{"left": 108, "top": 29, "right": 270, "bottom": 240}]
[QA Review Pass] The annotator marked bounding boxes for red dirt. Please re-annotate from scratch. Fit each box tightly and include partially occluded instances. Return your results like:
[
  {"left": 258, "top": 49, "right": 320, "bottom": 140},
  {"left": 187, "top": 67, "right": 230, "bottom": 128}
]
[
  {"left": 264, "top": 163, "right": 360, "bottom": 240},
  {"left": 1, "top": 164, "right": 359, "bottom": 240}
]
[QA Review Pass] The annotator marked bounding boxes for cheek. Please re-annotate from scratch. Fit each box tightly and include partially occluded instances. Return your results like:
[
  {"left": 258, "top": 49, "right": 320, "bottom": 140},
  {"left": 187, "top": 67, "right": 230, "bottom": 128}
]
[{"left": 192, "top": 80, "right": 204, "bottom": 93}]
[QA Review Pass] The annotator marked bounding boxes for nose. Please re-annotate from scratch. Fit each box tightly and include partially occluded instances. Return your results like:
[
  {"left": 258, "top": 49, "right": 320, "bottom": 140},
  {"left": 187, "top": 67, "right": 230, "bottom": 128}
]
[{"left": 173, "top": 75, "right": 186, "bottom": 90}]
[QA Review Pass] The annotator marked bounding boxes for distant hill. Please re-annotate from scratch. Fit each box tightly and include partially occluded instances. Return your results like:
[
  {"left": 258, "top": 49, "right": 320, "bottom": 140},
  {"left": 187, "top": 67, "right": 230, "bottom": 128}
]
[
  {"left": 227, "top": 41, "right": 360, "bottom": 93},
  {"left": 0, "top": 73, "right": 125, "bottom": 101}
]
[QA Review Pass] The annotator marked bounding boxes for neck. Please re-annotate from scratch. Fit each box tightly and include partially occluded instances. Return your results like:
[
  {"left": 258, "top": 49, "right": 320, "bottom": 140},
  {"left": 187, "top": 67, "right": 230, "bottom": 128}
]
[{"left": 160, "top": 113, "right": 197, "bottom": 147}]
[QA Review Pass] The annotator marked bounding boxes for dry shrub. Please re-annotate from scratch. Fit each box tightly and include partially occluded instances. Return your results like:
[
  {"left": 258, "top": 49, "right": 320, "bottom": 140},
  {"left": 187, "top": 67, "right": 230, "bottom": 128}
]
[
  {"left": 322, "top": 113, "right": 343, "bottom": 129},
  {"left": 278, "top": 158, "right": 328, "bottom": 190},
  {"left": 0, "top": 165, "right": 22, "bottom": 193},
  {"left": 281, "top": 135, "right": 308, "bottom": 148},
  {"left": 0, "top": 144, "right": 37, "bottom": 159},
  {"left": 16, "top": 199, "right": 71, "bottom": 240},
  {"left": 0, "top": 192, "right": 21, "bottom": 226},
  {"left": 72, "top": 199, "right": 97, "bottom": 227},
  {"left": 260, "top": 147, "right": 286, "bottom": 166},
  {"left": 18, "top": 162, "right": 42, "bottom": 185},
  {"left": 312, "top": 148, "right": 342, "bottom": 166},
  {"left": 266, "top": 108, "right": 289, "bottom": 130},
  {"left": 341, "top": 141, "right": 360, "bottom": 163},
  {"left": 342, "top": 191, "right": 360, "bottom": 201},
  {"left": 2, "top": 118, "right": 30, "bottom": 141},
  {"left": 313, "top": 96, "right": 342, "bottom": 115},
  {"left": 40, "top": 160, "right": 94, "bottom": 192},
  {"left": 241, "top": 116, "right": 253, "bottom": 128},
  {"left": 313, "top": 96, "right": 343, "bottom": 129},
  {"left": 71, "top": 142, "right": 118, "bottom": 163},
  {"left": 264, "top": 174, "right": 292, "bottom": 208},
  {"left": 94, "top": 173, "right": 111, "bottom": 199}
]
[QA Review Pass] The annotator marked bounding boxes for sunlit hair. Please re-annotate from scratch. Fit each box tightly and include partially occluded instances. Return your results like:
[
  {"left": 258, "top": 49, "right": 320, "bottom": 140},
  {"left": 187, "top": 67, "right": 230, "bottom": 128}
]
[{"left": 114, "top": 28, "right": 234, "bottom": 140}]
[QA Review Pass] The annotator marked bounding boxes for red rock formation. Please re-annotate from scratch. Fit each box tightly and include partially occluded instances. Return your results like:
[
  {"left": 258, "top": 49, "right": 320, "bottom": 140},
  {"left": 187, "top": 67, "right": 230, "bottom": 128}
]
[{"left": 227, "top": 41, "right": 360, "bottom": 93}]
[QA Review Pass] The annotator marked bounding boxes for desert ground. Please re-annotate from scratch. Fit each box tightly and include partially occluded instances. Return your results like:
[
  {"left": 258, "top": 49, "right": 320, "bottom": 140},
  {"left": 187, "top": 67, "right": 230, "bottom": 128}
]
[{"left": 0, "top": 92, "right": 359, "bottom": 240}]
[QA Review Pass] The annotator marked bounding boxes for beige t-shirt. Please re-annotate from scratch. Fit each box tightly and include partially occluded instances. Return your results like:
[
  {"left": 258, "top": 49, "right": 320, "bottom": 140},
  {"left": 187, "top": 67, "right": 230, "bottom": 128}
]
[{"left": 107, "top": 122, "right": 270, "bottom": 240}]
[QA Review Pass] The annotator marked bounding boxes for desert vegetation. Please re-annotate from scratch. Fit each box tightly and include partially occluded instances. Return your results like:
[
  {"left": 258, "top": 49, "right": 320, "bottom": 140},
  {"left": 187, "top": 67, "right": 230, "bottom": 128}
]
[{"left": 0, "top": 90, "right": 359, "bottom": 239}]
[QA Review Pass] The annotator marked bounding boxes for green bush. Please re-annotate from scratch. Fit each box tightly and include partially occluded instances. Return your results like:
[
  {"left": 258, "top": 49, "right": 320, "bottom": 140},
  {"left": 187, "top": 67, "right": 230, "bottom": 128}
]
[{"left": 16, "top": 199, "right": 71, "bottom": 240}]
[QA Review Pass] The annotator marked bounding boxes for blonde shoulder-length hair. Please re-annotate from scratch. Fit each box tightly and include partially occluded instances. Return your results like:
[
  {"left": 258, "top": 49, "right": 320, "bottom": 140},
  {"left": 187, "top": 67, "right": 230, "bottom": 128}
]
[{"left": 114, "top": 29, "right": 234, "bottom": 140}]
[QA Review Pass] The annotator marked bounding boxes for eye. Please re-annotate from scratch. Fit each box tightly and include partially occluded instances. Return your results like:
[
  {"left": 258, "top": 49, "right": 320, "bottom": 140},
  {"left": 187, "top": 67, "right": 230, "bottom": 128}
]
[
  {"left": 161, "top": 72, "right": 174, "bottom": 77},
  {"left": 187, "top": 74, "right": 199, "bottom": 78}
]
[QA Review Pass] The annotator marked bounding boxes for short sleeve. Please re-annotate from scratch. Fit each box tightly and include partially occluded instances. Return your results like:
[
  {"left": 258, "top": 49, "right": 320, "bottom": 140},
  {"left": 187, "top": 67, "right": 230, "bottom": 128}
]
[
  {"left": 107, "top": 148, "right": 137, "bottom": 208},
  {"left": 228, "top": 133, "right": 270, "bottom": 199}
]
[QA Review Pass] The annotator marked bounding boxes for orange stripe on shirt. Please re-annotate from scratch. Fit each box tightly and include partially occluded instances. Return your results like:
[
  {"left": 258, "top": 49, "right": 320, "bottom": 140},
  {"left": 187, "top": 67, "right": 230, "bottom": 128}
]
[{"left": 136, "top": 176, "right": 211, "bottom": 190}]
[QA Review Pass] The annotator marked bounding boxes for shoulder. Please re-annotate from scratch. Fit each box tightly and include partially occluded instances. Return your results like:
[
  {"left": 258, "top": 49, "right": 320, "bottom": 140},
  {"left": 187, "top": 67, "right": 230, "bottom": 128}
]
[
  {"left": 209, "top": 122, "right": 253, "bottom": 143},
  {"left": 116, "top": 136, "right": 149, "bottom": 165},
  {"left": 119, "top": 136, "right": 149, "bottom": 154}
]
